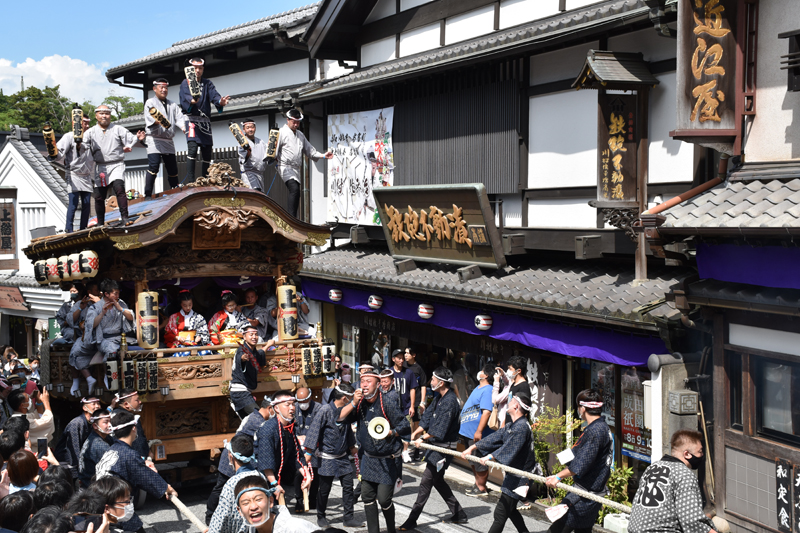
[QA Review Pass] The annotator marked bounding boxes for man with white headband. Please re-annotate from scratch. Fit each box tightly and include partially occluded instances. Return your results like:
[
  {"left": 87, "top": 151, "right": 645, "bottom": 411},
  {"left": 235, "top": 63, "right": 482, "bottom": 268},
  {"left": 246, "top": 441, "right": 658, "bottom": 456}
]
[
  {"left": 273, "top": 108, "right": 333, "bottom": 217},
  {"left": 302, "top": 382, "right": 363, "bottom": 529},
  {"left": 179, "top": 58, "right": 230, "bottom": 184},
  {"left": 143, "top": 78, "right": 187, "bottom": 199},
  {"left": 459, "top": 363, "right": 496, "bottom": 497},
  {"left": 52, "top": 114, "right": 94, "bottom": 232},
  {"left": 254, "top": 390, "right": 312, "bottom": 512},
  {"left": 339, "top": 367, "right": 410, "bottom": 533},
  {"left": 53, "top": 396, "right": 101, "bottom": 476},
  {"left": 208, "top": 434, "right": 264, "bottom": 533},
  {"left": 95, "top": 410, "right": 177, "bottom": 508},
  {"left": 238, "top": 118, "right": 268, "bottom": 191},
  {"left": 78, "top": 408, "right": 114, "bottom": 487},
  {"left": 293, "top": 387, "right": 321, "bottom": 513},
  {"left": 233, "top": 476, "right": 316, "bottom": 533},
  {"left": 462, "top": 391, "right": 533, "bottom": 533},
  {"left": 544, "top": 388, "right": 612, "bottom": 533},
  {"left": 112, "top": 388, "right": 151, "bottom": 467},
  {"left": 400, "top": 367, "right": 467, "bottom": 530}
]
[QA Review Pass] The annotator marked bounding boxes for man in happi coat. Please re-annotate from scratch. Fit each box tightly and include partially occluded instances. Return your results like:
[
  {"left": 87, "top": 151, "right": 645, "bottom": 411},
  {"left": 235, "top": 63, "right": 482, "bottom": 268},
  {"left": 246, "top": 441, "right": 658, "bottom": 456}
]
[
  {"left": 237, "top": 118, "right": 268, "bottom": 191},
  {"left": 54, "top": 396, "right": 101, "bottom": 477},
  {"left": 206, "top": 398, "right": 273, "bottom": 524},
  {"left": 143, "top": 78, "right": 187, "bottom": 199},
  {"left": 53, "top": 114, "right": 94, "bottom": 232},
  {"left": 164, "top": 290, "right": 211, "bottom": 356},
  {"left": 400, "top": 367, "right": 467, "bottom": 530},
  {"left": 83, "top": 105, "right": 146, "bottom": 226},
  {"left": 302, "top": 383, "right": 363, "bottom": 529},
  {"left": 294, "top": 388, "right": 321, "bottom": 513},
  {"left": 239, "top": 289, "right": 270, "bottom": 342},
  {"left": 52, "top": 285, "right": 80, "bottom": 346},
  {"left": 229, "top": 325, "right": 266, "bottom": 418},
  {"left": 544, "top": 388, "right": 613, "bottom": 533},
  {"left": 462, "top": 393, "right": 533, "bottom": 533},
  {"left": 179, "top": 58, "right": 230, "bottom": 183},
  {"left": 78, "top": 408, "right": 114, "bottom": 487},
  {"left": 254, "top": 391, "right": 312, "bottom": 511},
  {"left": 112, "top": 389, "right": 151, "bottom": 462},
  {"left": 208, "top": 434, "right": 264, "bottom": 533},
  {"left": 340, "top": 368, "right": 410, "bottom": 533}
]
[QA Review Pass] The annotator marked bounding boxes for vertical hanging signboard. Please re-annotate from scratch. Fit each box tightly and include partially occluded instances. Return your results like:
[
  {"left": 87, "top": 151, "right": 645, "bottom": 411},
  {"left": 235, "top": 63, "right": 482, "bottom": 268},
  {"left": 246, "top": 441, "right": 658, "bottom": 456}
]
[
  {"left": 776, "top": 459, "right": 793, "bottom": 533},
  {"left": 597, "top": 94, "right": 638, "bottom": 206}
]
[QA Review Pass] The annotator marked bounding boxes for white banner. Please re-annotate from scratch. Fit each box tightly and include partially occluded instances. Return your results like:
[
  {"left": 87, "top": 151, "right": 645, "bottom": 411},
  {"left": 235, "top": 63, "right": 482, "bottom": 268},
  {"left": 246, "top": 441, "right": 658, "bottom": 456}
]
[{"left": 327, "top": 107, "right": 394, "bottom": 225}]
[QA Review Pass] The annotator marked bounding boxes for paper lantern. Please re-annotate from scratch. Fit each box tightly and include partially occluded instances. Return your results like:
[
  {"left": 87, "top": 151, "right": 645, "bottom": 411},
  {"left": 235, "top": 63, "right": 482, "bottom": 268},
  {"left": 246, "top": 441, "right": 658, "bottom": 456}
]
[
  {"left": 46, "top": 258, "right": 60, "bottom": 283},
  {"left": 368, "top": 295, "right": 383, "bottom": 310},
  {"left": 474, "top": 315, "right": 493, "bottom": 331},
  {"left": 137, "top": 291, "right": 159, "bottom": 349},
  {"left": 277, "top": 284, "right": 298, "bottom": 342},
  {"left": 58, "top": 255, "right": 71, "bottom": 282},
  {"left": 33, "top": 260, "right": 48, "bottom": 285},
  {"left": 79, "top": 250, "right": 99, "bottom": 278},
  {"left": 106, "top": 360, "right": 119, "bottom": 391},
  {"left": 328, "top": 289, "right": 342, "bottom": 302},
  {"left": 418, "top": 303, "right": 434, "bottom": 319},
  {"left": 68, "top": 253, "right": 83, "bottom": 280}
]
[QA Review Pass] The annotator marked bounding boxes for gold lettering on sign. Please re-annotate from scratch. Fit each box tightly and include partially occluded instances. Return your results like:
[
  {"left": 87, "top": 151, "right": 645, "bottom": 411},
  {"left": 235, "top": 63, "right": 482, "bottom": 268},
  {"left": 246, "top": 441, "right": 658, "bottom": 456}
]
[
  {"left": 384, "top": 204, "right": 473, "bottom": 248},
  {"left": 689, "top": 0, "right": 730, "bottom": 123},
  {"left": 607, "top": 113, "right": 627, "bottom": 200}
]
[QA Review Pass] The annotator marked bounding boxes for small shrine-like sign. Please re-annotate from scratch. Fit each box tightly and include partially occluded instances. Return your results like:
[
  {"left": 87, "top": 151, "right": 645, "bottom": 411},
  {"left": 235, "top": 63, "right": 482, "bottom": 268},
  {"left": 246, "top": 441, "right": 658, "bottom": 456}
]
[{"left": 373, "top": 184, "right": 506, "bottom": 269}]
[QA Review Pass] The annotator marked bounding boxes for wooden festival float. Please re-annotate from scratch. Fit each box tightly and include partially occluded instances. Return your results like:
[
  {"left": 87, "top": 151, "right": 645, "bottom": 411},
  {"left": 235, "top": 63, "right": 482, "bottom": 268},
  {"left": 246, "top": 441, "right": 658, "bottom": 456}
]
[{"left": 23, "top": 184, "right": 335, "bottom": 475}]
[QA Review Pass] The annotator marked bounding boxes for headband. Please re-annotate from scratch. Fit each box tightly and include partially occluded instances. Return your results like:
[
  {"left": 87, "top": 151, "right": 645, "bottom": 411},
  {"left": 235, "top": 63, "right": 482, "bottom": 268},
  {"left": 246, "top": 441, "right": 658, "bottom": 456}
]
[
  {"left": 294, "top": 394, "right": 311, "bottom": 402},
  {"left": 286, "top": 109, "right": 303, "bottom": 121},
  {"left": 225, "top": 440, "right": 255, "bottom": 464},
  {"left": 432, "top": 371, "right": 453, "bottom": 383},
  {"left": 189, "top": 58, "right": 205, "bottom": 66},
  {"left": 81, "top": 397, "right": 100, "bottom": 404},
  {"left": 360, "top": 369, "right": 379, "bottom": 378},
  {"left": 513, "top": 396, "right": 532, "bottom": 411},
  {"left": 110, "top": 414, "right": 140, "bottom": 432},
  {"left": 271, "top": 396, "right": 295, "bottom": 406},
  {"left": 179, "top": 289, "right": 190, "bottom": 294},
  {"left": 242, "top": 118, "right": 256, "bottom": 125},
  {"left": 334, "top": 385, "right": 354, "bottom": 397},
  {"left": 221, "top": 290, "right": 232, "bottom": 296},
  {"left": 90, "top": 412, "right": 111, "bottom": 422},
  {"left": 153, "top": 78, "right": 168, "bottom": 86},
  {"left": 379, "top": 370, "right": 393, "bottom": 378},
  {"left": 235, "top": 486, "right": 275, "bottom": 506},
  {"left": 0, "top": 380, "right": 10, "bottom": 391},
  {"left": 579, "top": 401, "right": 603, "bottom": 409},
  {"left": 114, "top": 391, "right": 137, "bottom": 402}
]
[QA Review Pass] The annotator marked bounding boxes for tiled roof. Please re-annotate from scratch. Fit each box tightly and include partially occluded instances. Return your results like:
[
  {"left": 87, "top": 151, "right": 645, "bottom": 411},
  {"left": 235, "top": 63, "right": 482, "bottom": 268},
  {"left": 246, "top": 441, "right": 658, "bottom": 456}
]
[
  {"left": 661, "top": 178, "right": 800, "bottom": 230},
  {"left": 572, "top": 50, "right": 660, "bottom": 89},
  {"left": 302, "top": 247, "right": 689, "bottom": 326},
  {"left": 107, "top": 3, "right": 320, "bottom": 75},
  {"left": 0, "top": 274, "right": 40, "bottom": 288},
  {"left": 303, "top": 0, "right": 671, "bottom": 99},
  {"left": 6, "top": 137, "right": 69, "bottom": 207},
  {"left": 687, "top": 278, "right": 800, "bottom": 311}
]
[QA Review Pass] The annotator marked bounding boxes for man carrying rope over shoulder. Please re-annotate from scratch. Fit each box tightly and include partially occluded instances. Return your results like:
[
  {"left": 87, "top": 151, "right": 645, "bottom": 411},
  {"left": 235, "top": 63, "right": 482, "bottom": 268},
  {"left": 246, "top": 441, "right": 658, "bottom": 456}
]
[
  {"left": 544, "top": 388, "right": 613, "bottom": 533},
  {"left": 462, "top": 391, "right": 533, "bottom": 533}
]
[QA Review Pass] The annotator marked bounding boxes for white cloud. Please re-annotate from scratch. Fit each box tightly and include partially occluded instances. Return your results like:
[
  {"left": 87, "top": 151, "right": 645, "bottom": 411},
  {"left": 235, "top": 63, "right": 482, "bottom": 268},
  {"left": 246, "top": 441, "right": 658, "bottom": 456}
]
[{"left": 0, "top": 54, "right": 140, "bottom": 105}]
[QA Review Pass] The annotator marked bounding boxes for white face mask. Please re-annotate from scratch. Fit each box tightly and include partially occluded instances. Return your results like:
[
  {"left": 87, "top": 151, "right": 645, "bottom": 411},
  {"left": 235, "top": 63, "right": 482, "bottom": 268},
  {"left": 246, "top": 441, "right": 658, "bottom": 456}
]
[
  {"left": 476, "top": 372, "right": 485, "bottom": 382},
  {"left": 506, "top": 369, "right": 516, "bottom": 380},
  {"left": 26, "top": 399, "right": 33, "bottom": 410},
  {"left": 298, "top": 402, "right": 310, "bottom": 412},
  {"left": 431, "top": 380, "right": 442, "bottom": 391},
  {"left": 118, "top": 502, "right": 134, "bottom": 522}
]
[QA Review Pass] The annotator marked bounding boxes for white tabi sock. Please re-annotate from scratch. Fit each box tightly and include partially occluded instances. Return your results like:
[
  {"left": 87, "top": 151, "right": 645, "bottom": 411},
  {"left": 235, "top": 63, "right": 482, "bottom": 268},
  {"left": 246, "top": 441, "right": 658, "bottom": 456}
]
[
  {"left": 86, "top": 376, "right": 97, "bottom": 394},
  {"left": 70, "top": 378, "right": 80, "bottom": 395}
]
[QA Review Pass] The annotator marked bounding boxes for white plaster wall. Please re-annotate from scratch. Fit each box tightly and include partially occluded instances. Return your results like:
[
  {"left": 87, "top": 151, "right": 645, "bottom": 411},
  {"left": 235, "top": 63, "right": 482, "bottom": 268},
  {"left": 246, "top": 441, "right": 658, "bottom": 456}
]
[
  {"left": 527, "top": 198, "right": 597, "bottom": 228},
  {"left": 362, "top": 36, "right": 397, "bottom": 68},
  {"left": 445, "top": 5, "right": 495, "bottom": 45},
  {"left": 567, "top": 0, "right": 603, "bottom": 9},
  {"left": 365, "top": 0, "right": 396, "bottom": 23},
  {"left": 500, "top": 0, "right": 558, "bottom": 29},
  {"left": 529, "top": 90, "right": 597, "bottom": 188},
  {"left": 307, "top": 103, "right": 328, "bottom": 231},
  {"left": 531, "top": 41, "right": 597, "bottom": 86},
  {"left": 321, "top": 60, "right": 355, "bottom": 80},
  {"left": 210, "top": 60, "right": 310, "bottom": 97},
  {"left": 744, "top": 0, "right": 800, "bottom": 162},
  {"left": 648, "top": 72, "right": 694, "bottom": 184},
  {"left": 495, "top": 194, "right": 522, "bottom": 227},
  {"left": 401, "top": 0, "right": 433, "bottom": 11},
  {"left": 399, "top": 23, "right": 440, "bottom": 57},
  {"left": 608, "top": 28, "right": 676, "bottom": 63}
]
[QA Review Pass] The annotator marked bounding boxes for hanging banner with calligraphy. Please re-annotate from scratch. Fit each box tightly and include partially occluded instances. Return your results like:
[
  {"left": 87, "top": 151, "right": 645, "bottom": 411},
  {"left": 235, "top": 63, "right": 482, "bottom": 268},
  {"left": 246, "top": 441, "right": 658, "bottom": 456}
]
[
  {"left": 327, "top": 107, "right": 395, "bottom": 225},
  {"left": 0, "top": 202, "right": 14, "bottom": 254},
  {"left": 777, "top": 459, "right": 793, "bottom": 533},
  {"left": 597, "top": 94, "right": 638, "bottom": 207},
  {"left": 373, "top": 184, "right": 506, "bottom": 269},
  {"left": 675, "top": 0, "right": 737, "bottom": 134}
]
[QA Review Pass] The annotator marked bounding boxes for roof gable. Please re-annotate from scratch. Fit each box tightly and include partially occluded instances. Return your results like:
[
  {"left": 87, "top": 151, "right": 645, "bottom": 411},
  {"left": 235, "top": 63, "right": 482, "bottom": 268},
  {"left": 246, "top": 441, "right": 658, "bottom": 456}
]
[{"left": 0, "top": 129, "right": 69, "bottom": 208}]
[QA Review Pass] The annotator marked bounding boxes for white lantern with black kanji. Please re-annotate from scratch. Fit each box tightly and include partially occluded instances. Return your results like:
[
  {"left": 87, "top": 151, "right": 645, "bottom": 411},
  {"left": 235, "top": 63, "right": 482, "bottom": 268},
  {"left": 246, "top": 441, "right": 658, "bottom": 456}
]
[
  {"left": 418, "top": 303, "right": 434, "bottom": 319},
  {"left": 45, "top": 257, "right": 60, "bottom": 283},
  {"left": 33, "top": 260, "right": 48, "bottom": 285},
  {"left": 328, "top": 289, "right": 342, "bottom": 302},
  {"left": 475, "top": 315, "right": 493, "bottom": 331},
  {"left": 368, "top": 295, "right": 383, "bottom": 310}
]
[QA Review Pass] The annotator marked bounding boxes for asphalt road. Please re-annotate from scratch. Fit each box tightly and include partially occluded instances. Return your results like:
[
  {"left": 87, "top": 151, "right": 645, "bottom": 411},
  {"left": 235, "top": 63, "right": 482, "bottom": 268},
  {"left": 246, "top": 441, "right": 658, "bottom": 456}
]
[{"left": 138, "top": 464, "right": 553, "bottom": 533}]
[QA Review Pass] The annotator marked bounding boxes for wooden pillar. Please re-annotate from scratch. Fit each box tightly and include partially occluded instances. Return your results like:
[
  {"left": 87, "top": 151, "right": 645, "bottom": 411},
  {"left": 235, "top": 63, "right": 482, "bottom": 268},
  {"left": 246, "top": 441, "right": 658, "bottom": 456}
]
[
  {"left": 635, "top": 87, "right": 651, "bottom": 282},
  {"left": 712, "top": 312, "right": 727, "bottom": 516}
]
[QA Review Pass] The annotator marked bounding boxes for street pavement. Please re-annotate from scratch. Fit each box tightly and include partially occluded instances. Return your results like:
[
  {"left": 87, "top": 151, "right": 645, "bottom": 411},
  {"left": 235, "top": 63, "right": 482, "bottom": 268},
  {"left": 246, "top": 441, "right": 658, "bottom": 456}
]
[{"left": 138, "top": 461, "right": 553, "bottom": 533}]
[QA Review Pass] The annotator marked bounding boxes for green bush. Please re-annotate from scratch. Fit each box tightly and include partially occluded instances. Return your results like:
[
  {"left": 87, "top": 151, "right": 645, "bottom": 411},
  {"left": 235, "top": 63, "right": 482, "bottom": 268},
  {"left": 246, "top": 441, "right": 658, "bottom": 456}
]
[
  {"left": 596, "top": 462, "right": 634, "bottom": 525},
  {"left": 531, "top": 405, "right": 581, "bottom": 503}
]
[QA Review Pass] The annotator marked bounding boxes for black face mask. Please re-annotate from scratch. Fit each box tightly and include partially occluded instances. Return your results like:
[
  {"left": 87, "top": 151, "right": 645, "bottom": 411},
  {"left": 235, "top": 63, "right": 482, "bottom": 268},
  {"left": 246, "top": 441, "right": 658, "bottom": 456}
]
[{"left": 686, "top": 453, "right": 704, "bottom": 470}]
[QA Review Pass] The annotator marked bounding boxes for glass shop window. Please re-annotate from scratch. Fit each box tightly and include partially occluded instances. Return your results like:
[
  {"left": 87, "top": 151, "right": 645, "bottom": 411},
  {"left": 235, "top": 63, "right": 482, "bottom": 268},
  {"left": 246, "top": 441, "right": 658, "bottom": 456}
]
[
  {"left": 756, "top": 358, "right": 800, "bottom": 446},
  {"left": 728, "top": 353, "right": 742, "bottom": 430}
]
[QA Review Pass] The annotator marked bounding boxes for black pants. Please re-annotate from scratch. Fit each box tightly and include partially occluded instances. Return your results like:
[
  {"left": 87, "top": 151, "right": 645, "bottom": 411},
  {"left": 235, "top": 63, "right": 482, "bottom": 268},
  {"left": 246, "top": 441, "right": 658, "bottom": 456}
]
[
  {"left": 406, "top": 462, "right": 465, "bottom": 524},
  {"left": 362, "top": 479, "right": 395, "bottom": 533},
  {"left": 94, "top": 180, "right": 128, "bottom": 225},
  {"left": 318, "top": 471, "right": 354, "bottom": 521},
  {"left": 146, "top": 153, "right": 179, "bottom": 197},
  {"left": 294, "top": 466, "right": 319, "bottom": 511},
  {"left": 285, "top": 179, "right": 300, "bottom": 218},
  {"left": 185, "top": 141, "right": 213, "bottom": 183},
  {"left": 205, "top": 471, "right": 230, "bottom": 524},
  {"left": 66, "top": 191, "right": 91, "bottom": 232},
  {"left": 489, "top": 493, "right": 528, "bottom": 533},
  {"left": 547, "top": 512, "right": 592, "bottom": 533}
]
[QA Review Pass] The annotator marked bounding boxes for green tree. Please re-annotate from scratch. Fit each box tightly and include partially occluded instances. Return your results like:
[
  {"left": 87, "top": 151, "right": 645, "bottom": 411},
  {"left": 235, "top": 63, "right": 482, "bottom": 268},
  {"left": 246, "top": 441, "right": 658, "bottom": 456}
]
[
  {"left": 101, "top": 93, "right": 143, "bottom": 122},
  {"left": 11, "top": 85, "right": 76, "bottom": 133},
  {"left": 0, "top": 89, "right": 19, "bottom": 131}
]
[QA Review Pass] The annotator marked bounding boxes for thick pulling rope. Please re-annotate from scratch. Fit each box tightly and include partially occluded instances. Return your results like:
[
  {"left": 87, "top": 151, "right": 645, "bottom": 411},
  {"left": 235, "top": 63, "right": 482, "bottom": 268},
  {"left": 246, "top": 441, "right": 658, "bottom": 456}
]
[
  {"left": 415, "top": 442, "right": 632, "bottom": 514},
  {"left": 170, "top": 495, "right": 208, "bottom": 532}
]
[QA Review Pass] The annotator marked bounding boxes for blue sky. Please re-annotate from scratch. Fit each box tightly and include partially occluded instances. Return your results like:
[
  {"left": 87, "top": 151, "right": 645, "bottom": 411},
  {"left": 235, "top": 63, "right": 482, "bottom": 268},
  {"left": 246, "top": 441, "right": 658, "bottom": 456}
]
[{"left": 0, "top": 0, "right": 315, "bottom": 104}]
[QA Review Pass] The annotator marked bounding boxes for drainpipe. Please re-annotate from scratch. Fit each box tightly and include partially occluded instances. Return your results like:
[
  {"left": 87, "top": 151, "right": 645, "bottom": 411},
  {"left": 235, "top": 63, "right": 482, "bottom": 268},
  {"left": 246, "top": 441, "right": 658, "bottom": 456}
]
[
  {"left": 643, "top": 154, "right": 729, "bottom": 215},
  {"left": 107, "top": 77, "right": 146, "bottom": 106}
]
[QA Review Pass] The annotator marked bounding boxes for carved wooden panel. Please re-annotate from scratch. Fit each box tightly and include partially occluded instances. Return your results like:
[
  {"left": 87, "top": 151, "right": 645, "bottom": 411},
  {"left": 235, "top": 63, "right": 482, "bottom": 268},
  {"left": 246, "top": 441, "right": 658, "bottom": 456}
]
[
  {"left": 155, "top": 406, "right": 213, "bottom": 437},
  {"left": 158, "top": 364, "right": 223, "bottom": 381}
]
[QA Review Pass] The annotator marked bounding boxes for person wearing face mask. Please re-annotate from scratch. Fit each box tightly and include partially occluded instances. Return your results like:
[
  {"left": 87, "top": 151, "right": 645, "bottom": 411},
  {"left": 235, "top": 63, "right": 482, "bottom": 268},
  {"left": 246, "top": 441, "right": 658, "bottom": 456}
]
[
  {"left": 400, "top": 367, "right": 467, "bottom": 530},
  {"left": 498, "top": 356, "right": 529, "bottom": 428},
  {"left": 293, "top": 388, "right": 320, "bottom": 513},
  {"left": 302, "top": 382, "right": 363, "bottom": 529},
  {"left": 95, "top": 411, "right": 177, "bottom": 513},
  {"left": 84, "top": 475, "right": 140, "bottom": 533},
  {"left": 112, "top": 389, "right": 151, "bottom": 466},
  {"left": 544, "top": 389, "right": 613, "bottom": 533},
  {"left": 208, "top": 434, "right": 265, "bottom": 533},
  {"left": 54, "top": 396, "right": 101, "bottom": 476},
  {"left": 628, "top": 429, "right": 717, "bottom": 533},
  {"left": 459, "top": 363, "right": 496, "bottom": 497},
  {"left": 209, "top": 291, "right": 249, "bottom": 346},
  {"left": 52, "top": 283, "right": 79, "bottom": 346},
  {"left": 8, "top": 386, "right": 54, "bottom": 456},
  {"left": 254, "top": 391, "right": 312, "bottom": 513},
  {"left": 233, "top": 476, "right": 317, "bottom": 533},
  {"left": 229, "top": 325, "right": 267, "bottom": 419},
  {"left": 28, "top": 358, "right": 41, "bottom": 383},
  {"left": 206, "top": 397, "right": 273, "bottom": 525},
  {"left": 78, "top": 409, "right": 114, "bottom": 488},
  {"left": 338, "top": 368, "right": 410, "bottom": 533}
]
